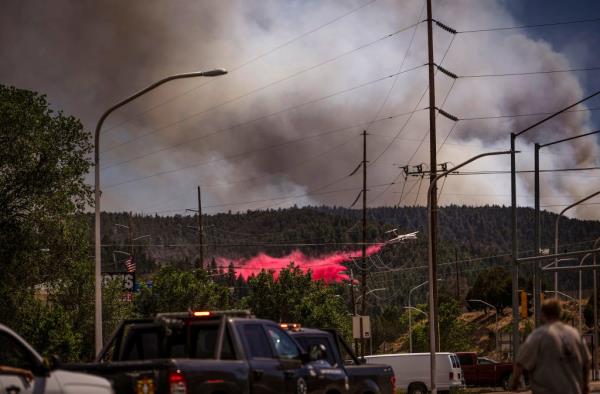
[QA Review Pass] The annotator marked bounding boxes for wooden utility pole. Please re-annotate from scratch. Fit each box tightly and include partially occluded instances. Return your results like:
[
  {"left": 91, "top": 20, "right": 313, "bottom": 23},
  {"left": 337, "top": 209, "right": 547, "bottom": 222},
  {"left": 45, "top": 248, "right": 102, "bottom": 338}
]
[
  {"left": 197, "top": 186, "right": 204, "bottom": 270},
  {"left": 426, "top": 0, "right": 439, "bottom": 392},
  {"left": 350, "top": 269, "right": 359, "bottom": 356},
  {"left": 361, "top": 130, "right": 368, "bottom": 359}
]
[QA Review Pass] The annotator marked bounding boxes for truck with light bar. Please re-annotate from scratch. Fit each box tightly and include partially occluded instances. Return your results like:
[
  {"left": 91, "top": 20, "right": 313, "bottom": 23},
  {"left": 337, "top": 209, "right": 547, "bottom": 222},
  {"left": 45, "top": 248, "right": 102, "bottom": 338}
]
[
  {"left": 281, "top": 323, "right": 395, "bottom": 394},
  {"left": 62, "top": 310, "right": 350, "bottom": 394}
]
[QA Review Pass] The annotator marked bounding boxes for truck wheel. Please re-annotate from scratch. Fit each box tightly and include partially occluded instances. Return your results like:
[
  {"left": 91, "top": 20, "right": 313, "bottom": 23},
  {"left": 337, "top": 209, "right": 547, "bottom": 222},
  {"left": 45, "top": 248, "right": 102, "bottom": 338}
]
[{"left": 408, "top": 382, "right": 428, "bottom": 394}]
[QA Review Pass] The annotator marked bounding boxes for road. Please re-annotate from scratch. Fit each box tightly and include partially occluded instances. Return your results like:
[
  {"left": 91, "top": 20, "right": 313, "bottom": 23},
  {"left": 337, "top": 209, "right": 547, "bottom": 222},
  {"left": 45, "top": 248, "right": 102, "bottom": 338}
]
[{"left": 479, "top": 381, "right": 600, "bottom": 393}]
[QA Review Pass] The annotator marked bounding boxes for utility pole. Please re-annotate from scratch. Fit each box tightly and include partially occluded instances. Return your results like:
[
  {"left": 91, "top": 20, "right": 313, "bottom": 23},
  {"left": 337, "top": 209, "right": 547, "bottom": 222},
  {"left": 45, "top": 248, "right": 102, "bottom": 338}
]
[
  {"left": 128, "top": 215, "right": 134, "bottom": 256},
  {"left": 197, "top": 185, "right": 204, "bottom": 270},
  {"left": 510, "top": 132, "right": 520, "bottom": 361},
  {"left": 426, "top": 1, "right": 439, "bottom": 391},
  {"left": 360, "top": 130, "right": 368, "bottom": 360},
  {"left": 350, "top": 269, "right": 359, "bottom": 356},
  {"left": 455, "top": 248, "right": 460, "bottom": 299},
  {"left": 533, "top": 143, "right": 542, "bottom": 326}
]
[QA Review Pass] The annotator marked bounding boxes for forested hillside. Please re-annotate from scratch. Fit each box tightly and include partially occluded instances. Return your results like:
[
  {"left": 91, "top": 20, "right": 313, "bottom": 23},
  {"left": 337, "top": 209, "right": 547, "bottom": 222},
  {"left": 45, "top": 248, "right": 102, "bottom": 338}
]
[{"left": 98, "top": 205, "right": 600, "bottom": 307}]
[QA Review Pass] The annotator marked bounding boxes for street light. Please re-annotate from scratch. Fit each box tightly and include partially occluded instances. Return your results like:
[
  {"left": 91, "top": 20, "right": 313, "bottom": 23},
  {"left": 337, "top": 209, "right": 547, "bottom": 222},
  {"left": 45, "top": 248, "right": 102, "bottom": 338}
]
[
  {"left": 408, "top": 280, "right": 442, "bottom": 353},
  {"left": 511, "top": 90, "right": 600, "bottom": 357},
  {"left": 354, "top": 288, "right": 387, "bottom": 314},
  {"left": 543, "top": 290, "right": 577, "bottom": 302},
  {"left": 94, "top": 68, "right": 227, "bottom": 355},
  {"left": 469, "top": 299, "right": 498, "bottom": 351},
  {"left": 533, "top": 129, "right": 600, "bottom": 325},
  {"left": 351, "top": 287, "right": 385, "bottom": 358},
  {"left": 554, "top": 189, "right": 600, "bottom": 296},
  {"left": 403, "top": 306, "right": 440, "bottom": 353},
  {"left": 427, "top": 150, "right": 512, "bottom": 393},
  {"left": 577, "top": 238, "right": 600, "bottom": 333}
]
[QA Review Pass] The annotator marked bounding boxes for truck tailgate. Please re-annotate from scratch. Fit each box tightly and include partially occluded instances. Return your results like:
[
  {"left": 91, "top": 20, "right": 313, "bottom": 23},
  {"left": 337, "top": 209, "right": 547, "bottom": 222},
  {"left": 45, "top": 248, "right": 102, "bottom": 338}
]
[{"left": 62, "top": 359, "right": 175, "bottom": 394}]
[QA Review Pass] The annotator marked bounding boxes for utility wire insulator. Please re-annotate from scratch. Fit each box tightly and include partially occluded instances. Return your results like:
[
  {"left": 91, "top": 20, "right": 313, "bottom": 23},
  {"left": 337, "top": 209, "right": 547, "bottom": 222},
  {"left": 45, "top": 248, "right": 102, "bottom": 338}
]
[
  {"left": 349, "top": 162, "right": 363, "bottom": 177},
  {"left": 437, "top": 108, "right": 459, "bottom": 122},
  {"left": 349, "top": 190, "right": 362, "bottom": 208},
  {"left": 414, "top": 164, "right": 424, "bottom": 174},
  {"left": 435, "top": 20, "right": 457, "bottom": 34},
  {"left": 436, "top": 65, "right": 458, "bottom": 79},
  {"left": 401, "top": 165, "right": 410, "bottom": 176}
]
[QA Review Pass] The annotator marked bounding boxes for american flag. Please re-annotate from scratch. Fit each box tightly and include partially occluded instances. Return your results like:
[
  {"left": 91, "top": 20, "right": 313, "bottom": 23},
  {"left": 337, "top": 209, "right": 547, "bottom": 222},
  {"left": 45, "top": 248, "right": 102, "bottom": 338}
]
[{"left": 124, "top": 256, "right": 136, "bottom": 273}]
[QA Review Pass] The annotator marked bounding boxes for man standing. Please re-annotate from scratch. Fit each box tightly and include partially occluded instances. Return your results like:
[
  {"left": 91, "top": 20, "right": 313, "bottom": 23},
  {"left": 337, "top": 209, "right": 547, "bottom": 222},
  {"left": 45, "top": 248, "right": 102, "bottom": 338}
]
[{"left": 510, "top": 298, "right": 591, "bottom": 394}]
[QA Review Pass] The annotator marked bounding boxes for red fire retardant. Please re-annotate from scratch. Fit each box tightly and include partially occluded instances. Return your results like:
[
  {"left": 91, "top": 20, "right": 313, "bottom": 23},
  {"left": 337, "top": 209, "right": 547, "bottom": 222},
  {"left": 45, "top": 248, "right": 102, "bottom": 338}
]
[{"left": 217, "top": 244, "right": 384, "bottom": 282}]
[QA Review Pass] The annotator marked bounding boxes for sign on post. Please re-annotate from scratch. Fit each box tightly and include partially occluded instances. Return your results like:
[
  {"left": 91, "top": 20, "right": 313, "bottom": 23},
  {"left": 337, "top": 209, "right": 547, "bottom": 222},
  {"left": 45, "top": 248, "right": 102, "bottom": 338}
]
[
  {"left": 102, "top": 272, "right": 136, "bottom": 292},
  {"left": 352, "top": 315, "right": 371, "bottom": 339}
]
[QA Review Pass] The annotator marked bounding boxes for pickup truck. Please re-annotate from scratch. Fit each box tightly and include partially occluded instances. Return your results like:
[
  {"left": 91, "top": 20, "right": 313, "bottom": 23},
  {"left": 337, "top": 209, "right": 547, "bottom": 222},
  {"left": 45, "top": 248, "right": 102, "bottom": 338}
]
[
  {"left": 282, "top": 324, "right": 395, "bottom": 394},
  {"left": 0, "top": 323, "right": 113, "bottom": 394},
  {"left": 63, "top": 310, "right": 349, "bottom": 394},
  {"left": 456, "top": 352, "right": 513, "bottom": 389}
]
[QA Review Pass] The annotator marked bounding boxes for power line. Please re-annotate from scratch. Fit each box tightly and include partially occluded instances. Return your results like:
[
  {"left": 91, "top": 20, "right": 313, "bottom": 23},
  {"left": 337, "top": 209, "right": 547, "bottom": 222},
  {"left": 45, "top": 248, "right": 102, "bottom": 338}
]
[
  {"left": 446, "top": 167, "right": 600, "bottom": 175},
  {"left": 102, "top": 105, "right": 425, "bottom": 172},
  {"left": 101, "top": 0, "right": 379, "bottom": 135},
  {"left": 459, "top": 106, "right": 600, "bottom": 121},
  {"left": 101, "top": 22, "right": 424, "bottom": 155},
  {"left": 101, "top": 65, "right": 426, "bottom": 172},
  {"left": 201, "top": 182, "right": 394, "bottom": 210},
  {"left": 363, "top": 2, "right": 426, "bottom": 134},
  {"left": 457, "top": 16, "right": 600, "bottom": 34},
  {"left": 105, "top": 132, "right": 361, "bottom": 189},
  {"left": 370, "top": 33, "right": 456, "bottom": 204},
  {"left": 459, "top": 66, "right": 600, "bottom": 79}
]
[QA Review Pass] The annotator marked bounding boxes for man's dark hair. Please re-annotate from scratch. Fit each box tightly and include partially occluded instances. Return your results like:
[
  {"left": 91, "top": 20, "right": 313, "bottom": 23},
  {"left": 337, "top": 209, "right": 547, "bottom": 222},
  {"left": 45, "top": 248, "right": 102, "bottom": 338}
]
[{"left": 541, "top": 298, "right": 562, "bottom": 320}]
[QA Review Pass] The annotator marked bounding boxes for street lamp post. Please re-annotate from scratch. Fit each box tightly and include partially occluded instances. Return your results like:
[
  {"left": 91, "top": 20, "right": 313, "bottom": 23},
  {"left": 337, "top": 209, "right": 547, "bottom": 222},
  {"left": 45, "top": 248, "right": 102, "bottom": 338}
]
[
  {"left": 469, "top": 299, "right": 498, "bottom": 351},
  {"left": 403, "top": 306, "right": 440, "bottom": 353},
  {"left": 408, "top": 280, "right": 441, "bottom": 353},
  {"left": 408, "top": 281, "right": 428, "bottom": 354},
  {"left": 353, "top": 287, "right": 385, "bottom": 358},
  {"left": 511, "top": 90, "right": 600, "bottom": 358},
  {"left": 355, "top": 287, "right": 387, "bottom": 305},
  {"left": 94, "top": 68, "right": 227, "bottom": 355},
  {"left": 543, "top": 290, "right": 577, "bottom": 302},
  {"left": 533, "top": 129, "right": 600, "bottom": 326},
  {"left": 427, "top": 150, "right": 512, "bottom": 393},
  {"left": 554, "top": 189, "right": 600, "bottom": 296}
]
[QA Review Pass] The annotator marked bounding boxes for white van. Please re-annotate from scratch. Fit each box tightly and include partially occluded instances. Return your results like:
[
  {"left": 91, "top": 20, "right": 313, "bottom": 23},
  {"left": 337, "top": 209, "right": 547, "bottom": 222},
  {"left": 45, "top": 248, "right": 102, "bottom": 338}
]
[{"left": 365, "top": 352, "right": 464, "bottom": 394}]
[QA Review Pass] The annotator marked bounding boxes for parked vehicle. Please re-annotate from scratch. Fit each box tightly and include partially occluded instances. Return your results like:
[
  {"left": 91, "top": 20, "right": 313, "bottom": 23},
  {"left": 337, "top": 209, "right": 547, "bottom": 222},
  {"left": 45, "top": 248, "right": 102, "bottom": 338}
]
[
  {"left": 62, "top": 310, "right": 349, "bottom": 394},
  {"left": 0, "top": 323, "right": 113, "bottom": 394},
  {"left": 282, "top": 324, "right": 395, "bottom": 394},
  {"left": 456, "top": 352, "right": 513, "bottom": 389},
  {"left": 365, "top": 352, "right": 463, "bottom": 394}
]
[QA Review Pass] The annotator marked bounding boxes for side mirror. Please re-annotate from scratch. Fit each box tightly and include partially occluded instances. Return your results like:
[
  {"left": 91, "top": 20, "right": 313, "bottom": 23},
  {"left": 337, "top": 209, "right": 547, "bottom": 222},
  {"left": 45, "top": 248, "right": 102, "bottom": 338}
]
[
  {"left": 50, "top": 354, "right": 61, "bottom": 370},
  {"left": 41, "top": 355, "right": 61, "bottom": 374},
  {"left": 308, "top": 344, "right": 328, "bottom": 362}
]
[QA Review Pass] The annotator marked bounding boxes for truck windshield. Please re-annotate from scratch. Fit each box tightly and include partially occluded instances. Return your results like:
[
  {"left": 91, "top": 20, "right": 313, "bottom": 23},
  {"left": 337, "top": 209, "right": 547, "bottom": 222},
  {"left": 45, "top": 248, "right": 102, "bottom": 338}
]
[{"left": 121, "top": 323, "right": 235, "bottom": 360}]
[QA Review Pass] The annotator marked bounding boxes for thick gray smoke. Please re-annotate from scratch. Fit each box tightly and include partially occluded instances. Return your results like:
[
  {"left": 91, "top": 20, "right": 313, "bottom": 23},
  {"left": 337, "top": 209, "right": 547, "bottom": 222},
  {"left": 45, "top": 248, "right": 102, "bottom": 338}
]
[{"left": 1, "top": 0, "right": 598, "bottom": 218}]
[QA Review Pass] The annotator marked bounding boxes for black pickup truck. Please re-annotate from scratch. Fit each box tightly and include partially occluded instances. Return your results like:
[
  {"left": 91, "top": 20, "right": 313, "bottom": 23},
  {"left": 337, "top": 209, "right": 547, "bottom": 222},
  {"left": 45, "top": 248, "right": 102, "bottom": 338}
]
[
  {"left": 63, "top": 310, "right": 349, "bottom": 394},
  {"left": 283, "top": 324, "right": 395, "bottom": 394}
]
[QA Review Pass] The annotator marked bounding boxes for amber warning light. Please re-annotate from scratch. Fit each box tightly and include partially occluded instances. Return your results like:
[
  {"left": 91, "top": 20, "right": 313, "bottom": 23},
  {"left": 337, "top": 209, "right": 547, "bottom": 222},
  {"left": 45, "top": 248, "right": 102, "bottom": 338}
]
[
  {"left": 192, "top": 311, "right": 211, "bottom": 317},
  {"left": 280, "top": 323, "right": 301, "bottom": 331}
]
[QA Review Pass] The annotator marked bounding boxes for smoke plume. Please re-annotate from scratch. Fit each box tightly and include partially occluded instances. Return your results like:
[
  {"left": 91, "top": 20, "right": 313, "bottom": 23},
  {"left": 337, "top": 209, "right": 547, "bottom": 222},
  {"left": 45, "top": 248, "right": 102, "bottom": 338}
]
[{"left": 1, "top": 0, "right": 598, "bottom": 218}]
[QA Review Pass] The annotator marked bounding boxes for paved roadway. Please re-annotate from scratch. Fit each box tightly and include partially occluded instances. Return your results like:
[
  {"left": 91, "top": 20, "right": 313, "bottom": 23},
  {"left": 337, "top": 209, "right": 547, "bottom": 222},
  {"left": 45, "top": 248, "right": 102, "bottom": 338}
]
[{"left": 480, "top": 381, "right": 600, "bottom": 393}]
